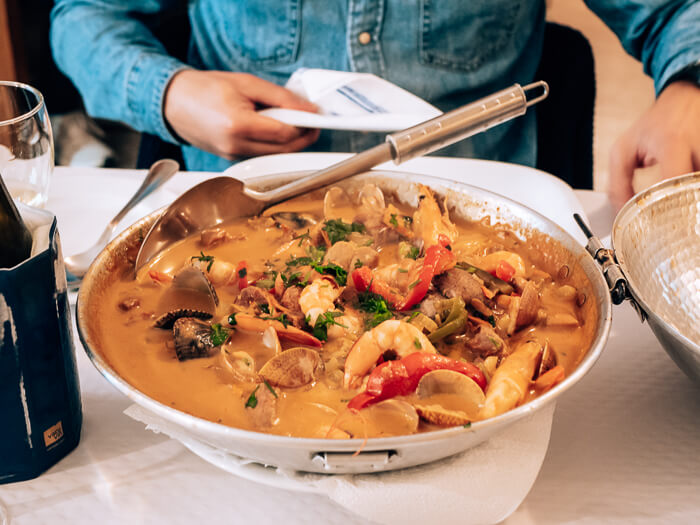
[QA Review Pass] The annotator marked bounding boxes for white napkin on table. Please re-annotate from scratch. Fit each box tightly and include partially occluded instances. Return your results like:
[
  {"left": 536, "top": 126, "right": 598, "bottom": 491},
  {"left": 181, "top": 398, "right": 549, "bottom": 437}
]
[
  {"left": 125, "top": 402, "right": 554, "bottom": 525},
  {"left": 258, "top": 68, "right": 442, "bottom": 132}
]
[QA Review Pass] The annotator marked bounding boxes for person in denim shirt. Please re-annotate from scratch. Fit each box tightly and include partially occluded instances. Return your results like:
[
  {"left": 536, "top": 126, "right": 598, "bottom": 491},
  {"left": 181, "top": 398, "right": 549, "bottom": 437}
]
[{"left": 50, "top": 1, "right": 700, "bottom": 207}]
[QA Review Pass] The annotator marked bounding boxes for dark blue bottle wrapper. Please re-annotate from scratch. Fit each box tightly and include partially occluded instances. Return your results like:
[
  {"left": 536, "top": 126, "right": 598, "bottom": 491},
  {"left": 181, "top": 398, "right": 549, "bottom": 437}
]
[{"left": 0, "top": 217, "right": 82, "bottom": 484}]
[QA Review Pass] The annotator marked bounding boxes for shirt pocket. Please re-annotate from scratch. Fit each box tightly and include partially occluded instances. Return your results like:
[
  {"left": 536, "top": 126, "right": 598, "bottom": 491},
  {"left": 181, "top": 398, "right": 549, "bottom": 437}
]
[
  {"left": 218, "top": 0, "right": 301, "bottom": 68},
  {"left": 419, "top": 0, "right": 521, "bottom": 72}
]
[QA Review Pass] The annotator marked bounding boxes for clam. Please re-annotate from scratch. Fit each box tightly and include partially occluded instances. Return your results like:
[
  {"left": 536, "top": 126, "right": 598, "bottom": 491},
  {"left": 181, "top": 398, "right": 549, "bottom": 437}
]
[
  {"left": 413, "top": 369, "right": 486, "bottom": 426},
  {"left": 172, "top": 317, "right": 215, "bottom": 361},
  {"left": 258, "top": 347, "right": 323, "bottom": 388},
  {"left": 220, "top": 345, "right": 256, "bottom": 382},
  {"left": 154, "top": 308, "right": 212, "bottom": 329},
  {"left": 172, "top": 265, "right": 219, "bottom": 308},
  {"left": 323, "top": 186, "right": 353, "bottom": 222},
  {"left": 533, "top": 341, "right": 557, "bottom": 380}
]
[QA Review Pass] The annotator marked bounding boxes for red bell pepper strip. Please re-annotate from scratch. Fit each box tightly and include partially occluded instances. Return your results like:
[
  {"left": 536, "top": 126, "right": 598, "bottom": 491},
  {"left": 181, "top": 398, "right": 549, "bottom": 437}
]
[
  {"left": 347, "top": 351, "right": 486, "bottom": 410},
  {"left": 494, "top": 260, "right": 515, "bottom": 282},
  {"left": 396, "top": 244, "right": 455, "bottom": 311},
  {"left": 351, "top": 244, "right": 456, "bottom": 312},
  {"left": 236, "top": 260, "right": 249, "bottom": 289},
  {"left": 351, "top": 266, "right": 403, "bottom": 308}
]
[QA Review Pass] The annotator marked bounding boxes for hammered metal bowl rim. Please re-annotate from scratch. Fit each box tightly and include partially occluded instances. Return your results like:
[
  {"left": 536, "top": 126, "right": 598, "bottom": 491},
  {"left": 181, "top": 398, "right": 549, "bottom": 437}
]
[{"left": 612, "top": 171, "right": 700, "bottom": 355}]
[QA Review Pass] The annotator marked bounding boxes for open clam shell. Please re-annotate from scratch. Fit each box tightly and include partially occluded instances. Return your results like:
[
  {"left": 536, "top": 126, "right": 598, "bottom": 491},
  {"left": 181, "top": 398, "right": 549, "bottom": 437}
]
[
  {"left": 414, "top": 369, "right": 486, "bottom": 426},
  {"left": 258, "top": 347, "right": 323, "bottom": 388}
]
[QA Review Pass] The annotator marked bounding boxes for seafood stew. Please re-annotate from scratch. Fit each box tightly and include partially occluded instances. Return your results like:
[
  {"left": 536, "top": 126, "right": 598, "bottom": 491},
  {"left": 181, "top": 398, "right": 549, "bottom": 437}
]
[{"left": 86, "top": 180, "right": 598, "bottom": 440}]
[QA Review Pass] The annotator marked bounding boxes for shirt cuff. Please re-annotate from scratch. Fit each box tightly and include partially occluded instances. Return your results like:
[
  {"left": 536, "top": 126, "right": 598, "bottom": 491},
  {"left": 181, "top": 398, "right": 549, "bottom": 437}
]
[
  {"left": 126, "top": 51, "right": 192, "bottom": 145},
  {"left": 656, "top": 54, "right": 700, "bottom": 95}
]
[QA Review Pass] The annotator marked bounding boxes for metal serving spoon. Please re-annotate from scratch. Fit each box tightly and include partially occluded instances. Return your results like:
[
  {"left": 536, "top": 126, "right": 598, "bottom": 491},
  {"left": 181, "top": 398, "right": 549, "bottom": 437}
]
[
  {"left": 65, "top": 158, "right": 179, "bottom": 283},
  {"left": 134, "top": 81, "right": 549, "bottom": 274}
]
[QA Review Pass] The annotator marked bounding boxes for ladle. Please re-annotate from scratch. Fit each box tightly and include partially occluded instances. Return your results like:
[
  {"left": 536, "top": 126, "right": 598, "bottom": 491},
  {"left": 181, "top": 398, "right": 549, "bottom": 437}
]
[{"left": 135, "top": 81, "right": 548, "bottom": 273}]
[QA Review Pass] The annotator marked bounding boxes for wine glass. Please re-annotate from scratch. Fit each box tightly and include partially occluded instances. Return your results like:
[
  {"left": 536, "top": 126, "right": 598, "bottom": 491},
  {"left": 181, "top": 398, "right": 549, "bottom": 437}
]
[{"left": 0, "top": 81, "right": 54, "bottom": 208}]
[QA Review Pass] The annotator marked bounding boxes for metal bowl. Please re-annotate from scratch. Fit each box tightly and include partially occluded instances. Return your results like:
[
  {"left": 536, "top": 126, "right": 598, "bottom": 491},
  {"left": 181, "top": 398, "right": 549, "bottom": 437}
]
[
  {"left": 76, "top": 170, "right": 612, "bottom": 474},
  {"left": 612, "top": 172, "right": 700, "bottom": 383}
]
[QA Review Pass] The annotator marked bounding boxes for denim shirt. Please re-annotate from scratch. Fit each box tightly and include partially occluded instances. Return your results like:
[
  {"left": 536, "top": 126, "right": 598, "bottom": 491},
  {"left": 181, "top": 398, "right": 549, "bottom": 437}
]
[{"left": 50, "top": 0, "right": 700, "bottom": 172}]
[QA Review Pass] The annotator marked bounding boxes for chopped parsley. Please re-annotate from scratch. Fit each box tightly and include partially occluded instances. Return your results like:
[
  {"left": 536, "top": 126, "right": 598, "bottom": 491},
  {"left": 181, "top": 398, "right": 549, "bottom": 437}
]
[
  {"left": 322, "top": 219, "right": 366, "bottom": 244},
  {"left": 354, "top": 259, "right": 364, "bottom": 269},
  {"left": 238, "top": 267, "right": 247, "bottom": 278},
  {"left": 463, "top": 422, "right": 472, "bottom": 429},
  {"left": 191, "top": 251, "right": 215, "bottom": 272},
  {"left": 358, "top": 290, "right": 394, "bottom": 328},
  {"left": 227, "top": 313, "right": 237, "bottom": 326},
  {"left": 408, "top": 278, "right": 422, "bottom": 290},
  {"left": 488, "top": 336, "right": 502, "bottom": 350},
  {"left": 398, "top": 268, "right": 408, "bottom": 273},
  {"left": 210, "top": 323, "right": 230, "bottom": 346},
  {"left": 413, "top": 338, "right": 422, "bottom": 349},
  {"left": 308, "top": 311, "right": 347, "bottom": 341},
  {"left": 487, "top": 315, "right": 496, "bottom": 327},
  {"left": 263, "top": 379, "right": 278, "bottom": 398},
  {"left": 245, "top": 386, "right": 259, "bottom": 408},
  {"left": 261, "top": 313, "right": 290, "bottom": 328},
  {"left": 407, "top": 246, "right": 420, "bottom": 260},
  {"left": 293, "top": 230, "right": 311, "bottom": 246},
  {"left": 389, "top": 213, "right": 399, "bottom": 227}
]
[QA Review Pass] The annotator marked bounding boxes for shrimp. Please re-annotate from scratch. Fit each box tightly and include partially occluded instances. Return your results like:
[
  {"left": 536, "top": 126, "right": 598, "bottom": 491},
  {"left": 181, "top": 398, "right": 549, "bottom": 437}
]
[
  {"left": 480, "top": 251, "right": 527, "bottom": 280},
  {"left": 343, "top": 320, "right": 436, "bottom": 389},
  {"left": 478, "top": 340, "right": 542, "bottom": 420},
  {"left": 299, "top": 277, "right": 342, "bottom": 326},
  {"left": 412, "top": 184, "right": 458, "bottom": 248},
  {"left": 373, "top": 258, "right": 422, "bottom": 293}
]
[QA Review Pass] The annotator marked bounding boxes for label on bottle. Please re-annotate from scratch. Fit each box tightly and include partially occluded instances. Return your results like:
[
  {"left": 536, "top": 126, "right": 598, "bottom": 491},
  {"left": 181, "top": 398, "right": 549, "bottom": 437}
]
[{"left": 43, "top": 421, "right": 64, "bottom": 449}]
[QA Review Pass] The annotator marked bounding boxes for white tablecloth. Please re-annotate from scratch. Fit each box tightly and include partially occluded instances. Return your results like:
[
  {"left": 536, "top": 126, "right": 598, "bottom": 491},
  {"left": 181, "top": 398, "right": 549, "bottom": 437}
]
[{"left": 2, "top": 160, "right": 699, "bottom": 525}]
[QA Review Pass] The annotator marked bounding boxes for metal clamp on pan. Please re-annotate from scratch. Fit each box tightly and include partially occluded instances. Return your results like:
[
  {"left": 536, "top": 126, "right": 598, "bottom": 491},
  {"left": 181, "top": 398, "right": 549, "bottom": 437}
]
[{"left": 573, "top": 213, "right": 647, "bottom": 322}]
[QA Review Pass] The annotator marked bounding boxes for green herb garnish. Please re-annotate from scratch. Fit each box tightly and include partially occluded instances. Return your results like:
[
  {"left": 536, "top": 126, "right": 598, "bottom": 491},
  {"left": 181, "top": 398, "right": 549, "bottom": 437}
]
[
  {"left": 210, "top": 323, "right": 230, "bottom": 346},
  {"left": 293, "top": 230, "right": 311, "bottom": 246},
  {"left": 463, "top": 422, "right": 472, "bottom": 429},
  {"left": 191, "top": 251, "right": 215, "bottom": 272},
  {"left": 408, "top": 278, "right": 422, "bottom": 290},
  {"left": 228, "top": 313, "right": 237, "bottom": 326},
  {"left": 238, "top": 267, "right": 247, "bottom": 278},
  {"left": 245, "top": 386, "right": 259, "bottom": 408},
  {"left": 263, "top": 379, "right": 278, "bottom": 398},
  {"left": 358, "top": 290, "right": 394, "bottom": 328},
  {"left": 389, "top": 214, "right": 398, "bottom": 227},
  {"left": 322, "top": 219, "right": 366, "bottom": 244},
  {"left": 259, "top": 303, "right": 270, "bottom": 314},
  {"left": 413, "top": 338, "right": 422, "bottom": 349},
  {"left": 308, "top": 311, "right": 347, "bottom": 341},
  {"left": 261, "top": 313, "right": 290, "bottom": 328}
]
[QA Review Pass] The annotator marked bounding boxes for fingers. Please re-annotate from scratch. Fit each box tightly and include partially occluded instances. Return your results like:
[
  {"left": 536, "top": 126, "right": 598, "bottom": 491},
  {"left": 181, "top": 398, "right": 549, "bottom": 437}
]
[
  {"left": 220, "top": 128, "right": 320, "bottom": 159},
  {"left": 235, "top": 73, "right": 318, "bottom": 113},
  {"left": 608, "top": 134, "right": 638, "bottom": 210}
]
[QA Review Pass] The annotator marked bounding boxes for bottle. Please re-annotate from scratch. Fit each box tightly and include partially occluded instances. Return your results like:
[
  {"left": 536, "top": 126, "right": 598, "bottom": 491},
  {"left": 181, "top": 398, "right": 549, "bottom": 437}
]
[{"left": 0, "top": 172, "right": 33, "bottom": 268}]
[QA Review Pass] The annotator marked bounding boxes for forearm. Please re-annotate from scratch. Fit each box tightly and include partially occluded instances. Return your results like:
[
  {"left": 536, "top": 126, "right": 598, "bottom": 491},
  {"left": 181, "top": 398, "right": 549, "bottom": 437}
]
[
  {"left": 585, "top": 0, "right": 700, "bottom": 93},
  {"left": 50, "top": 0, "right": 189, "bottom": 143}
]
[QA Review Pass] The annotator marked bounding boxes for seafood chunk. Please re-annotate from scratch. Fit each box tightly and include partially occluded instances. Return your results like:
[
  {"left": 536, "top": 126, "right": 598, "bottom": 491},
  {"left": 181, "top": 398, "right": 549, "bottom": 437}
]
[
  {"left": 246, "top": 382, "right": 278, "bottom": 429},
  {"left": 323, "top": 241, "right": 379, "bottom": 271},
  {"left": 259, "top": 347, "right": 324, "bottom": 388},
  {"left": 299, "top": 277, "right": 342, "bottom": 326},
  {"left": 343, "top": 320, "right": 436, "bottom": 389},
  {"left": 412, "top": 184, "right": 458, "bottom": 248},
  {"left": 466, "top": 324, "right": 505, "bottom": 357},
  {"left": 516, "top": 281, "right": 539, "bottom": 328},
  {"left": 172, "top": 317, "right": 215, "bottom": 361},
  {"left": 434, "top": 268, "right": 484, "bottom": 304},
  {"left": 479, "top": 340, "right": 542, "bottom": 419},
  {"left": 234, "top": 313, "right": 322, "bottom": 347}
]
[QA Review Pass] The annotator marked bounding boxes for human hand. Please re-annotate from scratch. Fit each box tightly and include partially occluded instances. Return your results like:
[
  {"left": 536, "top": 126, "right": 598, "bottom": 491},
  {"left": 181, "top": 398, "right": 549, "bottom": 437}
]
[
  {"left": 163, "top": 70, "right": 320, "bottom": 159},
  {"left": 608, "top": 80, "right": 700, "bottom": 209}
]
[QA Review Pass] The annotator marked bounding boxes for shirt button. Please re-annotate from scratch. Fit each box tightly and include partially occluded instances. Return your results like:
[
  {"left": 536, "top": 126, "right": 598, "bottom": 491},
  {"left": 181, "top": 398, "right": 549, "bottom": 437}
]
[{"left": 358, "top": 32, "right": 372, "bottom": 45}]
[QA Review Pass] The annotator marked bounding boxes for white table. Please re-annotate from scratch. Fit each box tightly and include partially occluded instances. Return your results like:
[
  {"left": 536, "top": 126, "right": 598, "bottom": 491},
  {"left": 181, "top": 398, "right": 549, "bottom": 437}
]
[{"left": 2, "top": 160, "right": 699, "bottom": 525}]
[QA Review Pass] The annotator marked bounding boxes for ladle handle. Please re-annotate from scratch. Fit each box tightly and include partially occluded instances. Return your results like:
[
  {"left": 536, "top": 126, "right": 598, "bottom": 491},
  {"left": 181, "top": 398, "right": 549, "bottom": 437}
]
[
  {"left": 247, "top": 81, "right": 549, "bottom": 205},
  {"left": 387, "top": 81, "right": 548, "bottom": 163}
]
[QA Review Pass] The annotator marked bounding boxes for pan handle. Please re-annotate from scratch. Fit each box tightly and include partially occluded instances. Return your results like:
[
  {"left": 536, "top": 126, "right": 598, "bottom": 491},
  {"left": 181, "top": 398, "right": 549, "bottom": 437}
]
[{"left": 312, "top": 450, "right": 396, "bottom": 473}]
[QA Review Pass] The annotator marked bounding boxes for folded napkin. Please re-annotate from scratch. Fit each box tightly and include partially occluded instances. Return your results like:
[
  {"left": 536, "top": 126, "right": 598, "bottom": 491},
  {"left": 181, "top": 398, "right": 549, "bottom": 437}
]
[
  {"left": 258, "top": 68, "right": 442, "bottom": 132},
  {"left": 125, "top": 402, "right": 554, "bottom": 525}
]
